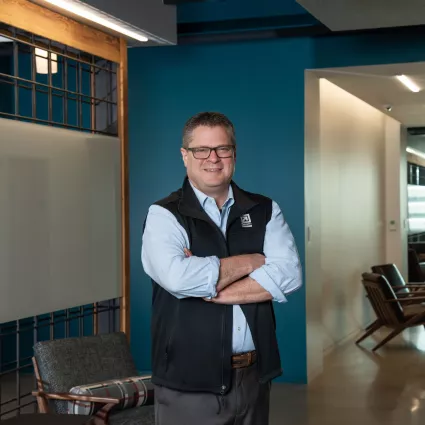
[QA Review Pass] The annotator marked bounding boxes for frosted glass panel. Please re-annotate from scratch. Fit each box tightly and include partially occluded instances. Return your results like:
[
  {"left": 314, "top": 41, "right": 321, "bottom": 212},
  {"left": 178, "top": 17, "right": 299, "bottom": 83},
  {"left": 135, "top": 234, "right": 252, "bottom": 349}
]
[
  {"left": 0, "top": 118, "right": 121, "bottom": 323},
  {"left": 407, "top": 184, "right": 425, "bottom": 235}
]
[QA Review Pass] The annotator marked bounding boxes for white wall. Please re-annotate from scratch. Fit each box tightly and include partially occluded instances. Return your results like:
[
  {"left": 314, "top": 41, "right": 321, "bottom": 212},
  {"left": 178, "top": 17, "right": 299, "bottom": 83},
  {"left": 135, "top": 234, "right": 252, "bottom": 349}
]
[
  {"left": 319, "top": 79, "right": 403, "bottom": 352},
  {"left": 304, "top": 72, "right": 323, "bottom": 382}
]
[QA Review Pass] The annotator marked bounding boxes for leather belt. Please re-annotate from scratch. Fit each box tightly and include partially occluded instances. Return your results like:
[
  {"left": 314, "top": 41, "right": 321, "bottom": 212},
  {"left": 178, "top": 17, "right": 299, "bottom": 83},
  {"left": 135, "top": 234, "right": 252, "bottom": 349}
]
[{"left": 231, "top": 350, "right": 257, "bottom": 369}]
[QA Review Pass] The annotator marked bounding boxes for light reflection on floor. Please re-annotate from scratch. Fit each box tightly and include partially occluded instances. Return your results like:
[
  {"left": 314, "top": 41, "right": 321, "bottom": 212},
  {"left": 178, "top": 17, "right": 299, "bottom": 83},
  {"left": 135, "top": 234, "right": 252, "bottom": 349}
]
[{"left": 269, "top": 327, "right": 425, "bottom": 425}]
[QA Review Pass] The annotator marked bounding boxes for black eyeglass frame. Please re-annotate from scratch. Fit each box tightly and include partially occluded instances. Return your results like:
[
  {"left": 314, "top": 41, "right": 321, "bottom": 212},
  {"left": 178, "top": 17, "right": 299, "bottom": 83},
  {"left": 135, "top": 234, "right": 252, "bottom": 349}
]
[{"left": 186, "top": 145, "right": 236, "bottom": 159}]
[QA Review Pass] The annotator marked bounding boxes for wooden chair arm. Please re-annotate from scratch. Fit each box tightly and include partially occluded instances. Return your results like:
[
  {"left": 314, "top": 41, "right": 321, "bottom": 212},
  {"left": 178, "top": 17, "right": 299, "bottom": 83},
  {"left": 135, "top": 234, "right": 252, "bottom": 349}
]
[
  {"left": 387, "top": 297, "right": 425, "bottom": 302},
  {"left": 32, "top": 391, "right": 120, "bottom": 405},
  {"left": 393, "top": 285, "right": 425, "bottom": 289}
]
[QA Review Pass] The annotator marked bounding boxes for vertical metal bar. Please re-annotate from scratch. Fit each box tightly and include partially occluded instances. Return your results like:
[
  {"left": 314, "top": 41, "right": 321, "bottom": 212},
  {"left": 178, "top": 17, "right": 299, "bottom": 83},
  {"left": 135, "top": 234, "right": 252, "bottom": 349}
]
[
  {"left": 65, "top": 308, "right": 70, "bottom": 338},
  {"left": 16, "top": 321, "right": 20, "bottom": 416},
  {"left": 93, "top": 302, "right": 98, "bottom": 335},
  {"left": 79, "top": 307, "right": 84, "bottom": 337},
  {"left": 108, "top": 300, "right": 113, "bottom": 333},
  {"left": 47, "top": 41, "right": 52, "bottom": 124},
  {"left": 108, "top": 61, "right": 113, "bottom": 128},
  {"left": 77, "top": 54, "right": 82, "bottom": 129},
  {"left": 31, "top": 35, "right": 37, "bottom": 119},
  {"left": 63, "top": 47, "right": 68, "bottom": 125},
  {"left": 13, "top": 28, "right": 19, "bottom": 118},
  {"left": 105, "top": 62, "right": 110, "bottom": 131},
  {"left": 112, "top": 299, "right": 116, "bottom": 333},
  {"left": 50, "top": 313, "right": 54, "bottom": 340},
  {"left": 33, "top": 316, "right": 38, "bottom": 413},
  {"left": 90, "top": 55, "right": 96, "bottom": 133}
]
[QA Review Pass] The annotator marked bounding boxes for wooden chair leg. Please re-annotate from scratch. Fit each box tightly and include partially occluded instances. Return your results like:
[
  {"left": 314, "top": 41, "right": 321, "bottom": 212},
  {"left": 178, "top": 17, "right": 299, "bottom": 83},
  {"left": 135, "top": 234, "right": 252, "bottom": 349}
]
[
  {"left": 365, "top": 319, "right": 380, "bottom": 331},
  {"left": 356, "top": 320, "right": 382, "bottom": 344},
  {"left": 372, "top": 326, "right": 405, "bottom": 351}
]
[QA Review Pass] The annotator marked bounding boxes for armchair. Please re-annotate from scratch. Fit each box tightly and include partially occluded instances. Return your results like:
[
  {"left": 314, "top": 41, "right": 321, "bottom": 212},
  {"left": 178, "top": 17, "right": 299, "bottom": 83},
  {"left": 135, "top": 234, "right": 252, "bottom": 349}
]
[
  {"left": 356, "top": 273, "right": 425, "bottom": 351},
  {"left": 32, "top": 332, "right": 155, "bottom": 425}
]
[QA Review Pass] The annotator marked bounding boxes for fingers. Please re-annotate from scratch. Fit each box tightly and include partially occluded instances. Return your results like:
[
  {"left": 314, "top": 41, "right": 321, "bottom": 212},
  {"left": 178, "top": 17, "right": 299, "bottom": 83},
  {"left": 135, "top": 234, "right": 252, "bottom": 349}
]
[{"left": 184, "top": 248, "right": 193, "bottom": 257}]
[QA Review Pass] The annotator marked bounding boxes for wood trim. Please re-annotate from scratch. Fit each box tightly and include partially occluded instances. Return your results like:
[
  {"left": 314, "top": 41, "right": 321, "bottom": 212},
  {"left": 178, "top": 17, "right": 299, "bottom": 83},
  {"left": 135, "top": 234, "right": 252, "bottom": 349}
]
[
  {"left": 117, "top": 37, "right": 130, "bottom": 338},
  {"left": 32, "top": 357, "right": 49, "bottom": 413},
  {"left": 0, "top": 0, "right": 120, "bottom": 63}
]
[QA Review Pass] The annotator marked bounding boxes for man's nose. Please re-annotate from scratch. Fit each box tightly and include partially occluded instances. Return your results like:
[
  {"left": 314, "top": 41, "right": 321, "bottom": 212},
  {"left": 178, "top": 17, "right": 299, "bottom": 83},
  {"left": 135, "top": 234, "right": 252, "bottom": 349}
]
[{"left": 208, "top": 150, "right": 220, "bottom": 162}]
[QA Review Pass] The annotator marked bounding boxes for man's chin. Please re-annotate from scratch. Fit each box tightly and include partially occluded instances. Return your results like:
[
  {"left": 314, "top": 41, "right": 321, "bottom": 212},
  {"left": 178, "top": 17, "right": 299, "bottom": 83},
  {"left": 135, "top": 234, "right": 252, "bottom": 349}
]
[{"left": 203, "top": 178, "right": 230, "bottom": 188}]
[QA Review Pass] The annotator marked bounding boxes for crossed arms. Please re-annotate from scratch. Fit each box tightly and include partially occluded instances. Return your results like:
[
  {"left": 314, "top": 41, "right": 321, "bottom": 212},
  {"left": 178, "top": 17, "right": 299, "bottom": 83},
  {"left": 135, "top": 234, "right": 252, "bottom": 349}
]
[
  {"left": 141, "top": 201, "right": 302, "bottom": 305},
  {"left": 185, "top": 248, "right": 273, "bottom": 304}
]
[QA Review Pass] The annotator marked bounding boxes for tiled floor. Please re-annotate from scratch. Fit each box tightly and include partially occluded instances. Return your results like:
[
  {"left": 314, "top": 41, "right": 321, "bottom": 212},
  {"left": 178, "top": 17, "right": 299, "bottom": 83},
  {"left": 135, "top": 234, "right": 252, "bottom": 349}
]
[{"left": 270, "top": 327, "right": 425, "bottom": 425}]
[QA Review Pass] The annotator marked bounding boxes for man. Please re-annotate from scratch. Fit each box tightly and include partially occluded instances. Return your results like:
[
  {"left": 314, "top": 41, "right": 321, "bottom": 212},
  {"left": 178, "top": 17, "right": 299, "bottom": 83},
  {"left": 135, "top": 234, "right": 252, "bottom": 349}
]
[{"left": 142, "top": 112, "right": 302, "bottom": 425}]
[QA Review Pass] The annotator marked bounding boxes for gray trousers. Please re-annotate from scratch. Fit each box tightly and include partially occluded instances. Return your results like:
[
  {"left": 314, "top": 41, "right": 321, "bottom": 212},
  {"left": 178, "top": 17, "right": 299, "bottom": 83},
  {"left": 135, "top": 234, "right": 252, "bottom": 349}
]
[{"left": 154, "top": 363, "right": 271, "bottom": 425}]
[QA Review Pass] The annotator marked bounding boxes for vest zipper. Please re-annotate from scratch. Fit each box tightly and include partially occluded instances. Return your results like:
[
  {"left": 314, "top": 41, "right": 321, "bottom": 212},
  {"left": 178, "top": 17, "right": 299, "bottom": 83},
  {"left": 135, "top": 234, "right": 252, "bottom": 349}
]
[
  {"left": 220, "top": 307, "right": 226, "bottom": 395},
  {"left": 207, "top": 215, "right": 229, "bottom": 396}
]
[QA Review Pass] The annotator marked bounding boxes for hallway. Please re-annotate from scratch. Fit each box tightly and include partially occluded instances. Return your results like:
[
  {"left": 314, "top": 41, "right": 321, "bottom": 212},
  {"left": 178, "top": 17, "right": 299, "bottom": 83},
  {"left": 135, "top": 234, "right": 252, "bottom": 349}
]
[{"left": 270, "top": 328, "right": 425, "bottom": 425}]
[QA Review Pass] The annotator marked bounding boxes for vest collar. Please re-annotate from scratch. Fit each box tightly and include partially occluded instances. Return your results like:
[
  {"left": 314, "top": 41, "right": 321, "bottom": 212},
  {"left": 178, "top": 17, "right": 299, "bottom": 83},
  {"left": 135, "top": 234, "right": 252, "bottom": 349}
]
[{"left": 178, "top": 177, "right": 258, "bottom": 226}]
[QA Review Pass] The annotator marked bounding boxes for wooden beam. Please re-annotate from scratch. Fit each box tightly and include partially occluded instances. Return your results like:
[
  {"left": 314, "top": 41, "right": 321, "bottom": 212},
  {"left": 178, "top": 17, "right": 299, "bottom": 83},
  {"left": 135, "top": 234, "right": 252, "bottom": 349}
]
[
  {"left": 117, "top": 37, "right": 130, "bottom": 338},
  {"left": 407, "top": 152, "right": 425, "bottom": 168},
  {"left": 0, "top": 0, "right": 120, "bottom": 63}
]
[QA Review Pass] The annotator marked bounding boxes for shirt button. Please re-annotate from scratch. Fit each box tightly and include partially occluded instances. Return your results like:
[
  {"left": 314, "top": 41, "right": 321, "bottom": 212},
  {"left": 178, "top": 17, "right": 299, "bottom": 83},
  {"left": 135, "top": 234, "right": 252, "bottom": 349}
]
[{"left": 238, "top": 327, "right": 241, "bottom": 331}]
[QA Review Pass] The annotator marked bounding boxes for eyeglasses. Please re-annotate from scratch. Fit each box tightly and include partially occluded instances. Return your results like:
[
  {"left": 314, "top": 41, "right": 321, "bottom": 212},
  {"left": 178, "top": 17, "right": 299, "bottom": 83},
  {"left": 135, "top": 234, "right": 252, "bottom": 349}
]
[{"left": 187, "top": 146, "right": 235, "bottom": 159}]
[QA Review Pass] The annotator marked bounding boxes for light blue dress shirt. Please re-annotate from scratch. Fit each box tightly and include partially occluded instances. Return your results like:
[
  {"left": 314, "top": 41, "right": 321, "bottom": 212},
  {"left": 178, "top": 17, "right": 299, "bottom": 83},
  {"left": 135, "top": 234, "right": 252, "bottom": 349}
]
[{"left": 141, "top": 182, "right": 302, "bottom": 354}]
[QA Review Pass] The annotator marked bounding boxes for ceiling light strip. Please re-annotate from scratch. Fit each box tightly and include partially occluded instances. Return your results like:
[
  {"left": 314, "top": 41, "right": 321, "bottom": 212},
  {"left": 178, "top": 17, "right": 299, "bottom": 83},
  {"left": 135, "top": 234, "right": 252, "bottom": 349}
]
[
  {"left": 41, "top": 0, "right": 149, "bottom": 42},
  {"left": 407, "top": 147, "right": 425, "bottom": 160},
  {"left": 396, "top": 75, "right": 421, "bottom": 93}
]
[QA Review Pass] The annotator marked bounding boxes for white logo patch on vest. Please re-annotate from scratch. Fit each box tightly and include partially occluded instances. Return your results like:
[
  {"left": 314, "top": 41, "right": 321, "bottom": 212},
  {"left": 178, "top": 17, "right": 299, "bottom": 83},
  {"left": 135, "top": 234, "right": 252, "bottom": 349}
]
[{"left": 241, "top": 214, "right": 252, "bottom": 228}]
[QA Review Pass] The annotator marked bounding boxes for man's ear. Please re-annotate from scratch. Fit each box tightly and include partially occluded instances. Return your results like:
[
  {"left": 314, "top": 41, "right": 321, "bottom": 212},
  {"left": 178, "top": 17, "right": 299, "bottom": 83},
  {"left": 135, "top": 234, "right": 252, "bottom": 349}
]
[{"left": 181, "top": 148, "right": 188, "bottom": 168}]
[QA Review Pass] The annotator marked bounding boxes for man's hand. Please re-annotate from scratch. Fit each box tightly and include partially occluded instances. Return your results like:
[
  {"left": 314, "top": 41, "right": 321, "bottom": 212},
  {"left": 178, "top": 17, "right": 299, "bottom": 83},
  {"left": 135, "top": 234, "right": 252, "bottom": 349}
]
[
  {"left": 216, "top": 253, "right": 265, "bottom": 292},
  {"left": 184, "top": 248, "right": 265, "bottom": 293},
  {"left": 248, "top": 253, "right": 266, "bottom": 273},
  {"left": 205, "top": 277, "right": 272, "bottom": 305},
  {"left": 184, "top": 248, "right": 267, "bottom": 300}
]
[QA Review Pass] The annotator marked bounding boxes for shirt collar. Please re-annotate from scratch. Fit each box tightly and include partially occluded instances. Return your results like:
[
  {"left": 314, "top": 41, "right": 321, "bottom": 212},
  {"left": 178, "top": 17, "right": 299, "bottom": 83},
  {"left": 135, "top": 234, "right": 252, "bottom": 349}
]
[{"left": 189, "top": 180, "right": 234, "bottom": 210}]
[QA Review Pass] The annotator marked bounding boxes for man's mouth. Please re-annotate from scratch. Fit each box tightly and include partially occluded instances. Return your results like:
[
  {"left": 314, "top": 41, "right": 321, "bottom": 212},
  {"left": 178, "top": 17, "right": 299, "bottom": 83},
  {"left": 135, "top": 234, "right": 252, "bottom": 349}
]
[{"left": 204, "top": 168, "right": 222, "bottom": 172}]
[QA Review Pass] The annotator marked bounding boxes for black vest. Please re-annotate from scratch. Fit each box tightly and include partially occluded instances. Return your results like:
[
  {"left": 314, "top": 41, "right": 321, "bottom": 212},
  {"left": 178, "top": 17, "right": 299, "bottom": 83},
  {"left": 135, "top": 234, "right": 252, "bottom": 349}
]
[{"left": 149, "top": 178, "right": 282, "bottom": 394}]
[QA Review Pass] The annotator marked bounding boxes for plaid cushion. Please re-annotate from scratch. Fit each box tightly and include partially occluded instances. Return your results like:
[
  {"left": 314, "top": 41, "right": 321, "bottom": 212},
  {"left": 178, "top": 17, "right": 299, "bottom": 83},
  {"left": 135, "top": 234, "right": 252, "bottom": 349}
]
[{"left": 68, "top": 376, "right": 154, "bottom": 416}]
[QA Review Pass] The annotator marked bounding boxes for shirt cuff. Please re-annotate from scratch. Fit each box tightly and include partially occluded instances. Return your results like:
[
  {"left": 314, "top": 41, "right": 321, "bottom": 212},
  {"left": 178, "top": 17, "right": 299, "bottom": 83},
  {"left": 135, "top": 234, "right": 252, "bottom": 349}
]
[
  {"left": 249, "top": 266, "right": 287, "bottom": 303},
  {"left": 206, "top": 256, "right": 220, "bottom": 298}
]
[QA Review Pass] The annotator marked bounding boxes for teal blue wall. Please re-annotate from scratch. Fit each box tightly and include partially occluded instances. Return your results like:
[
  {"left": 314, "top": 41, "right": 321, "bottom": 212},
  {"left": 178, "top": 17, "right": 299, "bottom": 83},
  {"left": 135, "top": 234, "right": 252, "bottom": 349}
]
[
  {"left": 128, "top": 30, "right": 425, "bottom": 384},
  {"left": 128, "top": 38, "right": 313, "bottom": 383},
  {"left": 178, "top": 0, "right": 308, "bottom": 23}
]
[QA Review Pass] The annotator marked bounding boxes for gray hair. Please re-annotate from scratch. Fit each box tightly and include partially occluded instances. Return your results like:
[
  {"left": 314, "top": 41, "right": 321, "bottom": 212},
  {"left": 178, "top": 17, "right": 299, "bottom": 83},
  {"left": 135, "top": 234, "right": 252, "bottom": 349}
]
[{"left": 182, "top": 112, "right": 236, "bottom": 149}]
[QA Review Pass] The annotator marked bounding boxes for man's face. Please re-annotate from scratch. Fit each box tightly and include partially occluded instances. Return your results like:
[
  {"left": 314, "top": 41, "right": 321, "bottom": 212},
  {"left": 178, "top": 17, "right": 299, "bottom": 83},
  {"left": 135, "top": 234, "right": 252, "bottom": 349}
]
[{"left": 181, "top": 125, "right": 236, "bottom": 194}]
